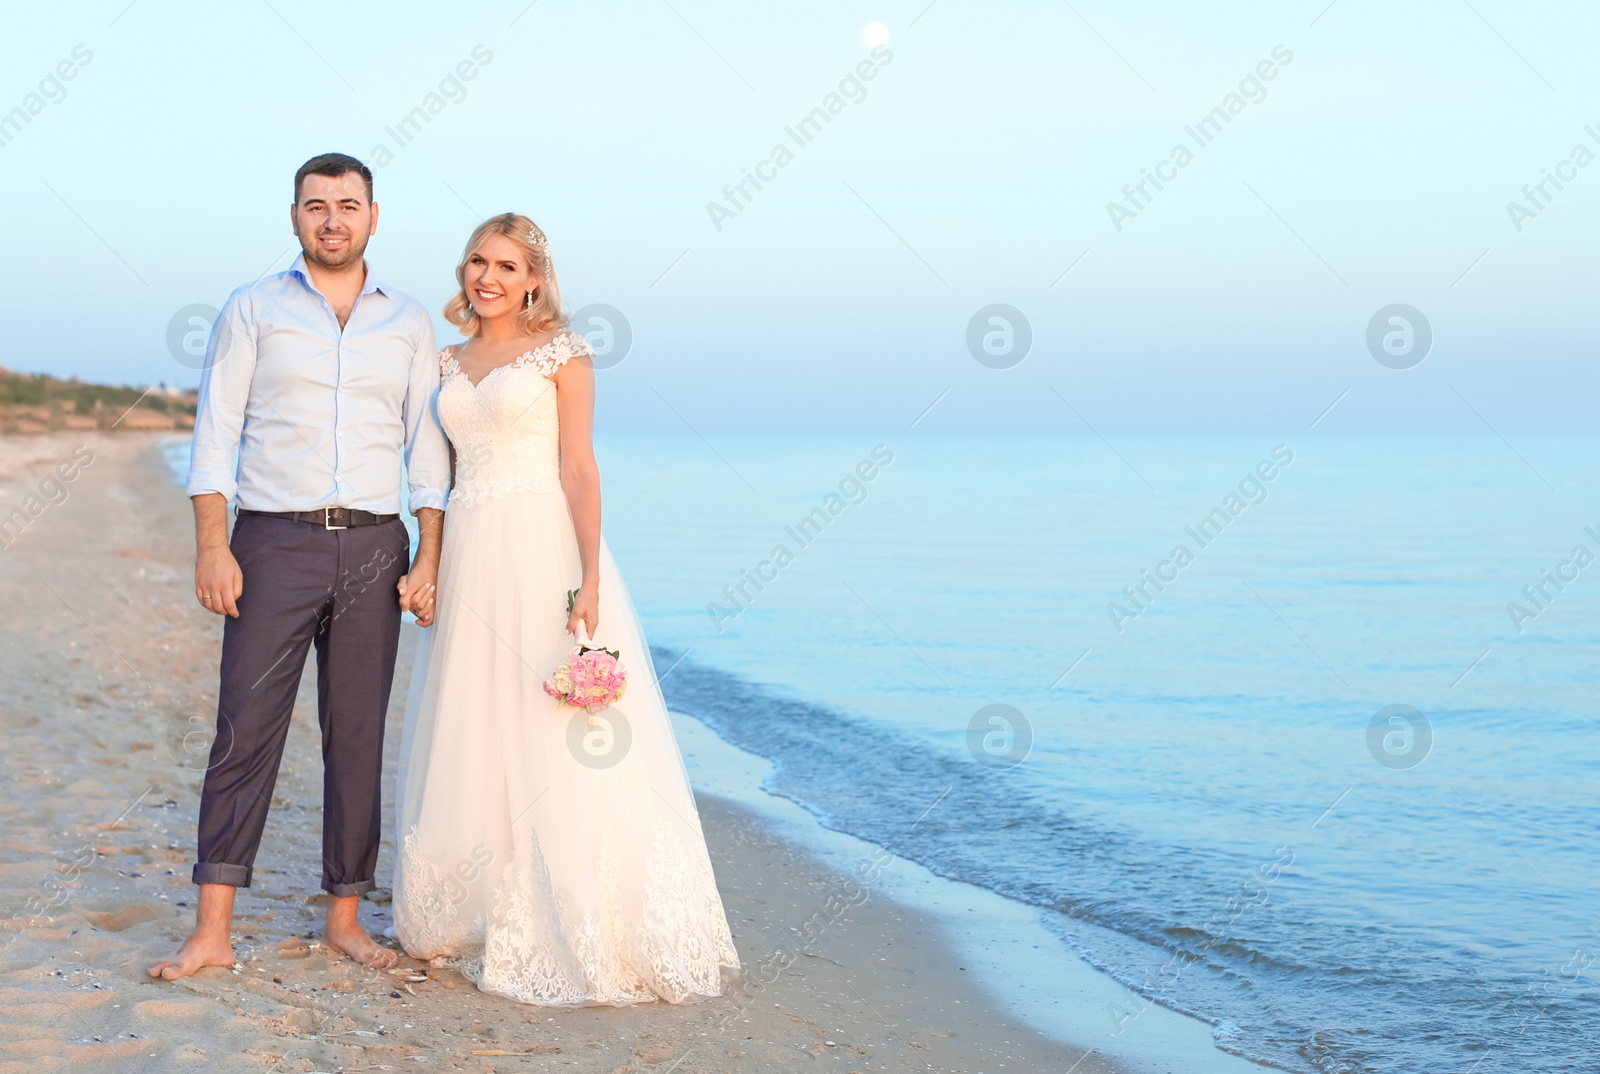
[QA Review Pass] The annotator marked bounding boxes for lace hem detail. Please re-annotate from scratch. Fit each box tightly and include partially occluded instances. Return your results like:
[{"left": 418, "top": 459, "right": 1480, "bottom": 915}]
[
  {"left": 393, "top": 812, "right": 740, "bottom": 1007},
  {"left": 473, "top": 814, "right": 738, "bottom": 1006},
  {"left": 394, "top": 826, "right": 487, "bottom": 959}
]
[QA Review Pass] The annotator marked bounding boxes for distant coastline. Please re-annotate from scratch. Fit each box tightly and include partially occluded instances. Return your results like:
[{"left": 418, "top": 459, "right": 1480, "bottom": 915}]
[{"left": 0, "top": 365, "right": 195, "bottom": 435}]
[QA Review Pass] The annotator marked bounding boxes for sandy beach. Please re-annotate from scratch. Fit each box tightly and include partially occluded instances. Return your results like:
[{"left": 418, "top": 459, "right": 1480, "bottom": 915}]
[{"left": 0, "top": 433, "right": 1252, "bottom": 1074}]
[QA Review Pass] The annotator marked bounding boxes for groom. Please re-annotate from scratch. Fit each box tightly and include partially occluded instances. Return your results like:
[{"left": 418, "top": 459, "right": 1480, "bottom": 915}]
[{"left": 149, "top": 152, "right": 450, "bottom": 978}]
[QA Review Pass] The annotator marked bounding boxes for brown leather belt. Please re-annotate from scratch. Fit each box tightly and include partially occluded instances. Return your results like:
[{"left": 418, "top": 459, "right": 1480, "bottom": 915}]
[{"left": 238, "top": 507, "right": 400, "bottom": 530}]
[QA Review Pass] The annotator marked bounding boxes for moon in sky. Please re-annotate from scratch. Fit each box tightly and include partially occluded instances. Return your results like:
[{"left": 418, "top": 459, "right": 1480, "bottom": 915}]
[{"left": 862, "top": 22, "right": 890, "bottom": 49}]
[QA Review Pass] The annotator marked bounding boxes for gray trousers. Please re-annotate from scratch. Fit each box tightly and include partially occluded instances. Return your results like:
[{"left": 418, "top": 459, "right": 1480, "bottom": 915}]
[{"left": 192, "top": 512, "right": 410, "bottom": 896}]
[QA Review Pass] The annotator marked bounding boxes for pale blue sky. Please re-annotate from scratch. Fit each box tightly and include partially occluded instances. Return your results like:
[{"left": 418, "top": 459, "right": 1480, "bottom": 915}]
[{"left": 2, "top": 0, "right": 1595, "bottom": 429}]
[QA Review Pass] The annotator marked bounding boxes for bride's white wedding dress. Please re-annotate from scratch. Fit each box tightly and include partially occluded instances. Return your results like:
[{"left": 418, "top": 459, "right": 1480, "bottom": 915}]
[{"left": 392, "top": 330, "right": 740, "bottom": 1006}]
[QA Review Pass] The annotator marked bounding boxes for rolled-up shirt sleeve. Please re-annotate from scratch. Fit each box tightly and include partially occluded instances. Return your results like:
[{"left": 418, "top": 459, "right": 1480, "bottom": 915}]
[
  {"left": 402, "top": 315, "right": 451, "bottom": 514},
  {"left": 185, "top": 290, "right": 257, "bottom": 501}
]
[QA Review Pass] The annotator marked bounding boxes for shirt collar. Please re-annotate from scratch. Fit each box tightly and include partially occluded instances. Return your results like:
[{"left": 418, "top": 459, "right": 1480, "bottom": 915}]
[{"left": 286, "top": 251, "right": 389, "bottom": 297}]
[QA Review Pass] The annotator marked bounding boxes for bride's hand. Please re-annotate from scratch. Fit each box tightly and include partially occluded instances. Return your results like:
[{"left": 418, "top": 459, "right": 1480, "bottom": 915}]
[{"left": 566, "top": 581, "right": 599, "bottom": 642}]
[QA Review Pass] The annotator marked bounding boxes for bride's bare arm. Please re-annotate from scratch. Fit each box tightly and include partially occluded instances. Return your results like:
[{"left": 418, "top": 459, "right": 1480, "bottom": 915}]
[{"left": 554, "top": 349, "right": 601, "bottom": 634}]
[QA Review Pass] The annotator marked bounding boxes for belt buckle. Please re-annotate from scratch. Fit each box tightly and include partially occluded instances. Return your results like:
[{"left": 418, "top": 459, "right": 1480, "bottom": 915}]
[{"left": 323, "top": 507, "right": 349, "bottom": 531}]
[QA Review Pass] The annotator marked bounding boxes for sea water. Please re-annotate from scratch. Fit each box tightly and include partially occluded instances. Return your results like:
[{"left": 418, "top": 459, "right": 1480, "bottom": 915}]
[{"left": 162, "top": 430, "right": 1599, "bottom": 1074}]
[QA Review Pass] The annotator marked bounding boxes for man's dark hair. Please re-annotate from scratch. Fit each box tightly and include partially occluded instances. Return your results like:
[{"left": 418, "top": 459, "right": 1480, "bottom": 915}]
[{"left": 293, "top": 152, "right": 374, "bottom": 204}]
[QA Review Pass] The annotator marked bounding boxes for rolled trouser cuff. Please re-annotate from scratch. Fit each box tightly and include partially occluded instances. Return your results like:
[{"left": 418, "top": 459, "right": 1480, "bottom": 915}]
[
  {"left": 322, "top": 877, "right": 376, "bottom": 898},
  {"left": 193, "top": 862, "right": 252, "bottom": 887}
]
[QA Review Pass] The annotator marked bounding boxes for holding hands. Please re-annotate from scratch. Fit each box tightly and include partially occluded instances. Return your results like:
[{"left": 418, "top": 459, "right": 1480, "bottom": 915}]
[
  {"left": 400, "top": 506, "right": 445, "bottom": 628},
  {"left": 397, "top": 563, "right": 438, "bottom": 628}
]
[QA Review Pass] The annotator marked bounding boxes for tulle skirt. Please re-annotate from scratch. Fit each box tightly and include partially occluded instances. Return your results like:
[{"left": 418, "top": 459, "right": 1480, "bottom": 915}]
[{"left": 391, "top": 485, "right": 740, "bottom": 1006}]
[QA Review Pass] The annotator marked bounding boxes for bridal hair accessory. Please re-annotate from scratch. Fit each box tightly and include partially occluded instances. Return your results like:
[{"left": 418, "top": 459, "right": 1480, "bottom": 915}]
[
  {"left": 525, "top": 220, "right": 553, "bottom": 279},
  {"left": 543, "top": 588, "right": 628, "bottom": 716}
]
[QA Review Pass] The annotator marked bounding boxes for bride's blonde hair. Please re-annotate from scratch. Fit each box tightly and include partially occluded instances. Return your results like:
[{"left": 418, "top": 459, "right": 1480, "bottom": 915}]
[{"left": 443, "top": 213, "right": 567, "bottom": 336}]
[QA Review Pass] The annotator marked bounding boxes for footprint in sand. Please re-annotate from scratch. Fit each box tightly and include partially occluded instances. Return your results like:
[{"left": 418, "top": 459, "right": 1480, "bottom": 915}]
[
  {"left": 81, "top": 906, "right": 160, "bottom": 933},
  {"left": 275, "top": 938, "right": 311, "bottom": 959}
]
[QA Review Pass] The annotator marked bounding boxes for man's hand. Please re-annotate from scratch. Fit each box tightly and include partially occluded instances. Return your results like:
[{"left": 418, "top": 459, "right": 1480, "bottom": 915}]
[
  {"left": 397, "top": 559, "right": 438, "bottom": 628},
  {"left": 192, "top": 493, "right": 242, "bottom": 617},
  {"left": 196, "top": 546, "right": 244, "bottom": 617}
]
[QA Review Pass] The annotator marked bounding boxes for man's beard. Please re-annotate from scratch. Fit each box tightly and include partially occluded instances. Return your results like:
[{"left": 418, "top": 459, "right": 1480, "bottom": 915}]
[{"left": 300, "top": 229, "right": 369, "bottom": 270}]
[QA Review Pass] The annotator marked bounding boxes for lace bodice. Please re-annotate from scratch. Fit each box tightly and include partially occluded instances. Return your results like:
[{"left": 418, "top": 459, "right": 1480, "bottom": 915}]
[{"left": 438, "top": 331, "right": 593, "bottom": 509}]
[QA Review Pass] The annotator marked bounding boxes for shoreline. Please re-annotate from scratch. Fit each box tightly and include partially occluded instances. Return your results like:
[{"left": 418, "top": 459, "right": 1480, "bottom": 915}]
[
  {"left": 0, "top": 432, "right": 1262, "bottom": 1073},
  {"left": 669, "top": 709, "right": 1276, "bottom": 1074}
]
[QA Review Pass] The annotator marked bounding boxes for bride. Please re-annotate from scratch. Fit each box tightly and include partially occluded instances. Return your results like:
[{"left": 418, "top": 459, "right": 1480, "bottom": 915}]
[{"left": 390, "top": 213, "right": 739, "bottom": 1006}]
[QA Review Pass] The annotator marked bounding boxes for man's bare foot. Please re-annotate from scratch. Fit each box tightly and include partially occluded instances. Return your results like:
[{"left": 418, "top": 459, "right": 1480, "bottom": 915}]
[
  {"left": 324, "top": 918, "right": 397, "bottom": 968},
  {"left": 324, "top": 895, "right": 398, "bottom": 969},
  {"left": 149, "top": 883, "right": 238, "bottom": 980},
  {"left": 146, "top": 928, "right": 235, "bottom": 980}
]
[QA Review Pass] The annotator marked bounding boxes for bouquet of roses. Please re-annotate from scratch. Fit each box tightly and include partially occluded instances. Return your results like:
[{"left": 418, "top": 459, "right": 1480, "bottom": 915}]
[{"left": 542, "top": 589, "right": 629, "bottom": 715}]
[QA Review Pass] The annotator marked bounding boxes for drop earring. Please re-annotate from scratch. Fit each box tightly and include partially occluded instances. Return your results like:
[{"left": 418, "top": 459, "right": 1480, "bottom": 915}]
[{"left": 524, "top": 290, "right": 536, "bottom": 310}]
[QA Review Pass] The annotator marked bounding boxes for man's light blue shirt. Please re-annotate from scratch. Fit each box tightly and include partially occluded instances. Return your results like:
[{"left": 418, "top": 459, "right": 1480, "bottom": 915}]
[{"left": 185, "top": 253, "right": 450, "bottom": 516}]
